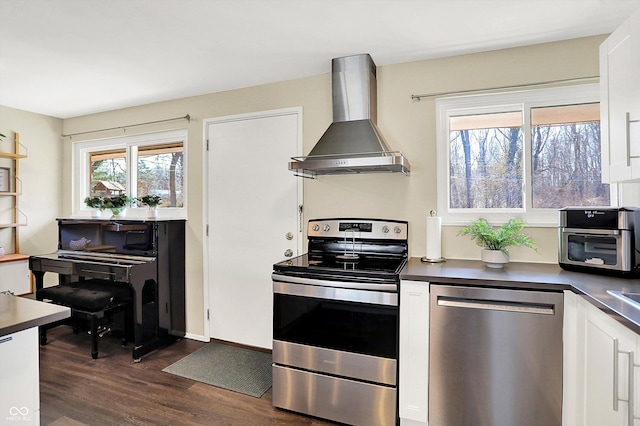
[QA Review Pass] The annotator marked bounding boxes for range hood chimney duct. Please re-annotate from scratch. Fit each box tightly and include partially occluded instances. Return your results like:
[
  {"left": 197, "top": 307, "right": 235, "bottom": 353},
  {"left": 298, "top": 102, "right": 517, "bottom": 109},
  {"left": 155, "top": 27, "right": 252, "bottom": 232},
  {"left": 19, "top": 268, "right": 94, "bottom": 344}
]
[{"left": 289, "top": 54, "right": 410, "bottom": 177}]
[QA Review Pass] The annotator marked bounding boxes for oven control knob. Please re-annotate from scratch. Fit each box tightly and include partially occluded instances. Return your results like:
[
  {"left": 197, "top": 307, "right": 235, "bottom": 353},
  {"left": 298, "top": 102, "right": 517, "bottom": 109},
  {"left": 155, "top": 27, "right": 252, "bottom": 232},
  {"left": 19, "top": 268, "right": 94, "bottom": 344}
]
[
  {"left": 312, "top": 224, "right": 320, "bottom": 232},
  {"left": 284, "top": 249, "right": 293, "bottom": 257},
  {"left": 382, "top": 225, "right": 390, "bottom": 233},
  {"left": 394, "top": 226, "right": 402, "bottom": 234},
  {"left": 323, "top": 224, "right": 331, "bottom": 232}
]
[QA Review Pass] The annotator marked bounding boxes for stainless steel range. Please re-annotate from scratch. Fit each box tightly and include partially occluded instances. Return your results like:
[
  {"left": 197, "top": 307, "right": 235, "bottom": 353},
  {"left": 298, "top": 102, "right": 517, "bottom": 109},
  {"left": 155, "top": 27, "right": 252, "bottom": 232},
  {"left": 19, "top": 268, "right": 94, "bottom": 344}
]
[{"left": 272, "top": 218, "right": 408, "bottom": 426}]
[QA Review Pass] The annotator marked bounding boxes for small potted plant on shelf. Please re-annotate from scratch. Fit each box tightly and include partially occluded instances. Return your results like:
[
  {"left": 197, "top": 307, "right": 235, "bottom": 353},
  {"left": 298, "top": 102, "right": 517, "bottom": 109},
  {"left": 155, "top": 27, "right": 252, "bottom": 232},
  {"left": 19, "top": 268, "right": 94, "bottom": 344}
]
[
  {"left": 137, "top": 195, "right": 162, "bottom": 218},
  {"left": 102, "top": 194, "right": 132, "bottom": 218},
  {"left": 84, "top": 196, "right": 105, "bottom": 218},
  {"left": 458, "top": 218, "right": 536, "bottom": 268}
]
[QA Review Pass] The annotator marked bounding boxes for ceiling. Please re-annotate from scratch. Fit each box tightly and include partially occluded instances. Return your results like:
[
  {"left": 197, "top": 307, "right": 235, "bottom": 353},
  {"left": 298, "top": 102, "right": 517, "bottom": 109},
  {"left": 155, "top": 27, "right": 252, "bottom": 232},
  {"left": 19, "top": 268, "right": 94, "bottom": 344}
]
[{"left": 1, "top": 0, "right": 639, "bottom": 119}]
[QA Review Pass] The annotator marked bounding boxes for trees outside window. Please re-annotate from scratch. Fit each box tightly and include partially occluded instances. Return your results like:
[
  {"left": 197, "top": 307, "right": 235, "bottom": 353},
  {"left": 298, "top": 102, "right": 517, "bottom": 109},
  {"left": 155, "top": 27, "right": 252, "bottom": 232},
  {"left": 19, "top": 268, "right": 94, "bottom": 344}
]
[
  {"left": 530, "top": 104, "right": 607, "bottom": 208},
  {"left": 437, "top": 84, "right": 610, "bottom": 226},
  {"left": 449, "top": 111, "right": 523, "bottom": 209}
]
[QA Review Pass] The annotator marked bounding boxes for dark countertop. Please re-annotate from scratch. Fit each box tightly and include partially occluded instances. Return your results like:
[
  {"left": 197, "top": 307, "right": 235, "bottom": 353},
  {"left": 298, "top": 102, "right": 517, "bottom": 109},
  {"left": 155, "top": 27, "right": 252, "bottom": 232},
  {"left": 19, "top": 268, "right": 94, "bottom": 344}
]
[
  {"left": 0, "top": 293, "right": 70, "bottom": 337},
  {"left": 401, "top": 257, "right": 640, "bottom": 333}
]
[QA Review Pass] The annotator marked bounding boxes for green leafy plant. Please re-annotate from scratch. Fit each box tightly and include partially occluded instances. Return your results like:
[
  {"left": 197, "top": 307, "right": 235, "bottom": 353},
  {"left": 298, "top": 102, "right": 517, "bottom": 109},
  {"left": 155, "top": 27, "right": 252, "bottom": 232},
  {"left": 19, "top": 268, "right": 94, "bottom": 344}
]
[
  {"left": 102, "top": 194, "right": 132, "bottom": 209},
  {"left": 458, "top": 218, "right": 536, "bottom": 255},
  {"left": 84, "top": 196, "right": 104, "bottom": 210},
  {"left": 101, "top": 194, "right": 132, "bottom": 218},
  {"left": 136, "top": 195, "right": 162, "bottom": 208}
]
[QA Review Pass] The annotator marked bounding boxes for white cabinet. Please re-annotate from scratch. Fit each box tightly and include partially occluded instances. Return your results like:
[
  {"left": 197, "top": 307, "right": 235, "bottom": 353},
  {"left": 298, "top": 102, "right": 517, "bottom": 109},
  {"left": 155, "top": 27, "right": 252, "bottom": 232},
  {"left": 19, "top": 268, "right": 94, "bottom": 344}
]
[
  {"left": 0, "top": 327, "right": 40, "bottom": 425},
  {"left": 562, "top": 291, "right": 580, "bottom": 425},
  {"left": 575, "top": 296, "right": 640, "bottom": 425},
  {"left": 399, "top": 280, "right": 429, "bottom": 426},
  {"left": 600, "top": 8, "right": 640, "bottom": 183},
  {"left": 0, "top": 254, "right": 31, "bottom": 295}
]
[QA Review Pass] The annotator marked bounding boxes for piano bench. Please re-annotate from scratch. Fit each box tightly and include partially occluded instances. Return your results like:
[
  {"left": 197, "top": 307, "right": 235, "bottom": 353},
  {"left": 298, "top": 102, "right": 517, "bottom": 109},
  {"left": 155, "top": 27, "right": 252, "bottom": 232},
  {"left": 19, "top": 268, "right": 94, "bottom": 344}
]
[{"left": 37, "top": 280, "right": 133, "bottom": 359}]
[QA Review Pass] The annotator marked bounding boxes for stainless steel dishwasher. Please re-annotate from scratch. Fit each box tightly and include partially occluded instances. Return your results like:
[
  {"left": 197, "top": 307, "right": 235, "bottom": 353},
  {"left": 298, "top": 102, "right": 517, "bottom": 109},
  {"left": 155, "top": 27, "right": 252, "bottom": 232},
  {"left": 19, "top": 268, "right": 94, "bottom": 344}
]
[{"left": 429, "top": 285, "right": 564, "bottom": 426}]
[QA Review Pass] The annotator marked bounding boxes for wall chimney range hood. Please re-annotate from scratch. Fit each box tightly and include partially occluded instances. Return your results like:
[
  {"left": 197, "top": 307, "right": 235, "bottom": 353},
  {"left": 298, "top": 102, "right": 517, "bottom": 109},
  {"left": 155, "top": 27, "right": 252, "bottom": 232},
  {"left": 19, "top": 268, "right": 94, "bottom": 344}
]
[{"left": 289, "top": 54, "right": 410, "bottom": 178}]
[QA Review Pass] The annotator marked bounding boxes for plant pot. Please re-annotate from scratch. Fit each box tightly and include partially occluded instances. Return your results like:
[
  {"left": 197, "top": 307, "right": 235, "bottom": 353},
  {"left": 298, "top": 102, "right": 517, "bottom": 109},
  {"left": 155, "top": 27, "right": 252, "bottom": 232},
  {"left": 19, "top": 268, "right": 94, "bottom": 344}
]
[
  {"left": 110, "top": 207, "right": 126, "bottom": 219},
  {"left": 91, "top": 209, "right": 102, "bottom": 219},
  {"left": 481, "top": 249, "right": 509, "bottom": 269},
  {"left": 147, "top": 208, "right": 158, "bottom": 219}
]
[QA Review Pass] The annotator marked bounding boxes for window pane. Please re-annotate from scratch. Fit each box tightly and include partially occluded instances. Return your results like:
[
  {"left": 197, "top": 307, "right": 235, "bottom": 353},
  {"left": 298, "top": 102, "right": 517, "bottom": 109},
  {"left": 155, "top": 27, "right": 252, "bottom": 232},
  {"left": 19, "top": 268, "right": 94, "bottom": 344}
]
[
  {"left": 137, "top": 143, "right": 184, "bottom": 208},
  {"left": 449, "top": 112, "right": 523, "bottom": 209},
  {"left": 531, "top": 103, "right": 609, "bottom": 208},
  {"left": 89, "top": 149, "right": 126, "bottom": 197}
]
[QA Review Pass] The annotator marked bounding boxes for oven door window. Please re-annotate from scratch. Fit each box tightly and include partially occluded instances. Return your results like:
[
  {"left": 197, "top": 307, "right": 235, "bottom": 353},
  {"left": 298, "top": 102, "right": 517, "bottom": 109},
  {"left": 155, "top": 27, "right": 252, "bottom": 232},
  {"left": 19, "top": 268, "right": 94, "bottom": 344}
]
[
  {"left": 567, "top": 234, "right": 618, "bottom": 265},
  {"left": 274, "top": 293, "right": 397, "bottom": 359}
]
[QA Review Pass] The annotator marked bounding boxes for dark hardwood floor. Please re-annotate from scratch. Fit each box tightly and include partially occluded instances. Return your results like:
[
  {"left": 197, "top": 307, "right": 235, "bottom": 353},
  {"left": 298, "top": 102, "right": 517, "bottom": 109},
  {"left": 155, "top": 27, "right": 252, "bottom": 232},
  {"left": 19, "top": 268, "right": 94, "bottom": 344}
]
[{"left": 39, "top": 325, "right": 336, "bottom": 425}]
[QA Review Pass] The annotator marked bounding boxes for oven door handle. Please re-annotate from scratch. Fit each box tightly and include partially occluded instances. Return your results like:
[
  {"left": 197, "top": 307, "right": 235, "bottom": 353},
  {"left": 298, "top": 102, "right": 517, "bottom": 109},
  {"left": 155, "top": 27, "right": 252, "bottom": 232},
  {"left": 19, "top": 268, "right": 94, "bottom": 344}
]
[
  {"left": 271, "top": 273, "right": 397, "bottom": 292},
  {"left": 273, "top": 279, "right": 398, "bottom": 306}
]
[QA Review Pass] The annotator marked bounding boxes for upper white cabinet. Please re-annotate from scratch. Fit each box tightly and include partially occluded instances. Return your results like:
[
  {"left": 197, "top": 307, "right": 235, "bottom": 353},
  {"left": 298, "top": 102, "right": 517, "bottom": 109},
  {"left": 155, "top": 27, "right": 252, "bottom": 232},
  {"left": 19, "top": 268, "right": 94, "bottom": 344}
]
[{"left": 600, "top": 8, "right": 640, "bottom": 183}]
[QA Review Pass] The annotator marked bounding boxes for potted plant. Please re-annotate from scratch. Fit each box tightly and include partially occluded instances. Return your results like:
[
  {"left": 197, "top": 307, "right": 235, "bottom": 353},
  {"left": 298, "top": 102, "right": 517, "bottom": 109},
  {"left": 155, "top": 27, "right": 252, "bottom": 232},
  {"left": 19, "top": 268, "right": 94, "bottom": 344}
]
[
  {"left": 137, "top": 195, "right": 162, "bottom": 218},
  {"left": 102, "top": 194, "right": 132, "bottom": 218},
  {"left": 84, "top": 196, "right": 105, "bottom": 218},
  {"left": 458, "top": 218, "right": 536, "bottom": 268}
]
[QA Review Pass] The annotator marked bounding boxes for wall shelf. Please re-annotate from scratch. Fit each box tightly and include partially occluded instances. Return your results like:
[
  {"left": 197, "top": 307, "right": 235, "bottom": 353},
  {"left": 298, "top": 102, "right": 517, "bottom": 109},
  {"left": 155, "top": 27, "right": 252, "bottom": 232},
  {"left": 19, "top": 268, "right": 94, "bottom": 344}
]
[
  {"left": 0, "top": 132, "right": 27, "bottom": 254},
  {"left": 0, "top": 152, "right": 27, "bottom": 159}
]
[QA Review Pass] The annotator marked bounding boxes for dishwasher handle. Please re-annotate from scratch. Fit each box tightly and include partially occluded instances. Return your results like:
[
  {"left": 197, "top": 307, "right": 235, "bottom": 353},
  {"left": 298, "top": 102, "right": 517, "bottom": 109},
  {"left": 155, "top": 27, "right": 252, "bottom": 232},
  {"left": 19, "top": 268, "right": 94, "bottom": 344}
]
[{"left": 436, "top": 296, "right": 556, "bottom": 315}]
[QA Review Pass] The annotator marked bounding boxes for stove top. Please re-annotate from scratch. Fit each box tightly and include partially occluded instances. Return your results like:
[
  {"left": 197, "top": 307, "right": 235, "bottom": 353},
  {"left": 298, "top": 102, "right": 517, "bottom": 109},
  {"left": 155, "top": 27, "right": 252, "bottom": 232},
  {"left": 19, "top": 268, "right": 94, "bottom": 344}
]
[
  {"left": 273, "top": 218, "right": 409, "bottom": 284},
  {"left": 276, "top": 252, "right": 405, "bottom": 273}
]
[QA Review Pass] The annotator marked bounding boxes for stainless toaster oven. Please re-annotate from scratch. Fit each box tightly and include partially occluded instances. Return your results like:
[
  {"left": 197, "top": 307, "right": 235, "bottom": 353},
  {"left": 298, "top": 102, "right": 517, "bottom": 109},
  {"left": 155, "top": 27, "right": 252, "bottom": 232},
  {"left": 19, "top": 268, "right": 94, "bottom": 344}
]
[{"left": 558, "top": 207, "right": 640, "bottom": 276}]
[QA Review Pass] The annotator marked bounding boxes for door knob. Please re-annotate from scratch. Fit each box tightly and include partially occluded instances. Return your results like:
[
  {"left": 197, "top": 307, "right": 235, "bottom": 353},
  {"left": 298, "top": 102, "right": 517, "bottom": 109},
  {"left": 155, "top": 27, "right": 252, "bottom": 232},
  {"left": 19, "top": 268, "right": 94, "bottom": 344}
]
[
  {"left": 284, "top": 249, "right": 293, "bottom": 257},
  {"left": 285, "top": 232, "right": 294, "bottom": 240}
]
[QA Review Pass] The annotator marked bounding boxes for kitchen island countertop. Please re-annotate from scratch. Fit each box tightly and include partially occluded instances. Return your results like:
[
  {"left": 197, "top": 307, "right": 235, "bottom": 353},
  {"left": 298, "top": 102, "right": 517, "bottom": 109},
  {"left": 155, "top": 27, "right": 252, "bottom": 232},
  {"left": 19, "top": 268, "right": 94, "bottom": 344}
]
[
  {"left": 0, "top": 293, "right": 70, "bottom": 337},
  {"left": 401, "top": 257, "right": 640, "bottom": 333}
]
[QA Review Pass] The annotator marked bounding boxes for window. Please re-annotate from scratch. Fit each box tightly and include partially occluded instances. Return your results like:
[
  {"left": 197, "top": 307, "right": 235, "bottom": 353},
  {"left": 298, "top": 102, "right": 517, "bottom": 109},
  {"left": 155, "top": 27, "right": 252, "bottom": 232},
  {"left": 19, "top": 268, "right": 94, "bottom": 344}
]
[
  {"left": 74, "top": 129, "right": 187, "bottom": 215},
  {"left": 437, "top": 84, "right": 610, "bottom": 226}
]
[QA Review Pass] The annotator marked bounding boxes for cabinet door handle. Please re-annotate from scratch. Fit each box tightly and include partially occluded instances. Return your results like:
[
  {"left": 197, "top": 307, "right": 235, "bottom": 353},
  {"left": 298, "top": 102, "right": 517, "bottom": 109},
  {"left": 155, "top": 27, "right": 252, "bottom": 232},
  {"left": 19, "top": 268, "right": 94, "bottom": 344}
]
[
  {"left": 626, "top": 113, "right": 632, "bottom": 167},
  {"left": 626, "top": 112, "right": 640, "bottom": 166},
  {"left": 613, "top": 339, "right": 637, "bottom": 424},
  {"left": 615, "top": 338, "right": 620, "bottom": 411},
  {"left": 628, "top": 350, "right": 635, "bottom": 426}
]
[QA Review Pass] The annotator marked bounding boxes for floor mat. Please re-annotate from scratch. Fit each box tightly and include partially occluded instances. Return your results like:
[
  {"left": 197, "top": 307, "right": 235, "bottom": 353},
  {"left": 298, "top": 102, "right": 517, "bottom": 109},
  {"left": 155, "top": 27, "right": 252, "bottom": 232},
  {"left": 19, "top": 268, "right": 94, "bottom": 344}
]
[{"left": 162, "top": 342, "right": 272, "bottom": 398}]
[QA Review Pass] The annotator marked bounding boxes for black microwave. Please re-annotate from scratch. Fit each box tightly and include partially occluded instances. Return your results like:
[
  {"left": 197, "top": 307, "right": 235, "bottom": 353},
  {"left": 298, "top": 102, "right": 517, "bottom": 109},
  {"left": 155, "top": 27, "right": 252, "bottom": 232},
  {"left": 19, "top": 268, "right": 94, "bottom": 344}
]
[{"left": 558, "top": 207, "right": 640, "bottom": 276}]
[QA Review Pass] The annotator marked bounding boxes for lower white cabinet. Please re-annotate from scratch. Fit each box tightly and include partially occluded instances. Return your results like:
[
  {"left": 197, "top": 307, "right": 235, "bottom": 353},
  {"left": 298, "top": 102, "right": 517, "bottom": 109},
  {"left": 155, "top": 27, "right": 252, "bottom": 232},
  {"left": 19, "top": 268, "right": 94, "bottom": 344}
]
[
  {"left": 575, "top": 296, "right": 640, "bottom": 425},
  {"left": 0, "top": 255, "right": 31, "bottom": 295},
  {"left": 0, "top": 326, "right": 40, "bottom": 425},
  {"left": 399, "top": 280, "right": 429, "bottom": 426}
]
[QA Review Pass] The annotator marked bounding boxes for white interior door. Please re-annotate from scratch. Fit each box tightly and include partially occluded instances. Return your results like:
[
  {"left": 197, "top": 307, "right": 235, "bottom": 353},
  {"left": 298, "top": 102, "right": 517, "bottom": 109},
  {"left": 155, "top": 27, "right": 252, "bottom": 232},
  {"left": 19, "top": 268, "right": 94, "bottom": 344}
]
[{"left": 205, "top": 108, "right": 301, "bottom": 349}]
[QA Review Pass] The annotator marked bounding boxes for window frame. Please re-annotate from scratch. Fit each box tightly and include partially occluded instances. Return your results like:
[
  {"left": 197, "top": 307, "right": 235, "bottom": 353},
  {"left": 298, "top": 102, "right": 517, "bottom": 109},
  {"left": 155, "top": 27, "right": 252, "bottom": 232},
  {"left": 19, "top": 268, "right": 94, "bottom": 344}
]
[
  {"left": 73, "top": 129, "right": 188, "bottom": 218},
  {"left": 436, "top": 83, "right": 610, "bottom": 227}
]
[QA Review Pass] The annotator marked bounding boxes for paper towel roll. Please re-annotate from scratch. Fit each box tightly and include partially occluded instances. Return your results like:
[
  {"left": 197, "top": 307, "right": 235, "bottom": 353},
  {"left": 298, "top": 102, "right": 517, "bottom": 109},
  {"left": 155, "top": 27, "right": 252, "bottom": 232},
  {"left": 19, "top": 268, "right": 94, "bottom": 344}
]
[{"left": 426, "top": 216, "right": 442, "bottom": 260}]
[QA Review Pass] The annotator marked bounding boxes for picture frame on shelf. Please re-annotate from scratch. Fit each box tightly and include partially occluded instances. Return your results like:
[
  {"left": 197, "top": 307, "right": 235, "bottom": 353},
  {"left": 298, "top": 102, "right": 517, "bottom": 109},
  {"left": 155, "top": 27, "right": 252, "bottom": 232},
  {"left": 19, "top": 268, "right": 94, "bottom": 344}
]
[{"left": 0, "top": 168, "right": 9, "bottom": 192}]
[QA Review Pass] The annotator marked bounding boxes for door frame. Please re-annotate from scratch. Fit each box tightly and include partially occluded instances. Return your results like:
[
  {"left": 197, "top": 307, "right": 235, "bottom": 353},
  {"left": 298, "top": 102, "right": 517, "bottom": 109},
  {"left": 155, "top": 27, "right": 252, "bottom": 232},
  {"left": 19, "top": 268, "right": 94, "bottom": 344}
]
[{"left": 201, "top": 107, "right": 303, "bottom": 341}]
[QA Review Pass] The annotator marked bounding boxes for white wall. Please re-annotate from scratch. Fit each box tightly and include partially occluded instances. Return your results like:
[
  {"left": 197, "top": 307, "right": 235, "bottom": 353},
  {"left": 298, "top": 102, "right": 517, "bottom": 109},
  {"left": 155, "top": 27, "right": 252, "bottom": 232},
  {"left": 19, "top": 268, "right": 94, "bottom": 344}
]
[{"left": 12, "top": 34, "right": 639, "bottom": 337}]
